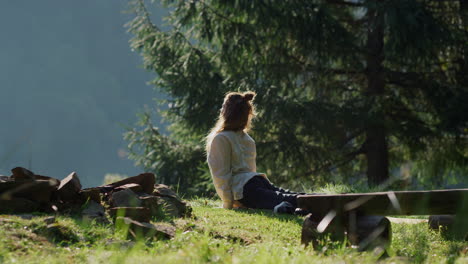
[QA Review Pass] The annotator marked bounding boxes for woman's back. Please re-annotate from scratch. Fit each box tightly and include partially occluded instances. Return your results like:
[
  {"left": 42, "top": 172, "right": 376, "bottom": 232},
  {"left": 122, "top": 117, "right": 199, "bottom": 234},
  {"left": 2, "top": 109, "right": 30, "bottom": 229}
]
[{"left": 208, "top": 130, "right": 257, "bottom": 175}]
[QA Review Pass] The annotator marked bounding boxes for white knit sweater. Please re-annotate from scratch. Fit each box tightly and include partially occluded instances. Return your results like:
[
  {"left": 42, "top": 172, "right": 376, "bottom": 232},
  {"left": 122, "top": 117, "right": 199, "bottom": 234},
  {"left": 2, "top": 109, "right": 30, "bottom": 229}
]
[{"left": 207, "top": 130, "right": 267, "bottom": 209}]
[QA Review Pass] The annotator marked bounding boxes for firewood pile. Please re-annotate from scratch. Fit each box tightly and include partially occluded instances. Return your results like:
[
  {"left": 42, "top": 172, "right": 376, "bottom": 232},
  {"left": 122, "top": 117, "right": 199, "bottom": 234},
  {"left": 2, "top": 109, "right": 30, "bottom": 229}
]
[{"left": 0, "top": 167, "right": 192, "bottom": 240}]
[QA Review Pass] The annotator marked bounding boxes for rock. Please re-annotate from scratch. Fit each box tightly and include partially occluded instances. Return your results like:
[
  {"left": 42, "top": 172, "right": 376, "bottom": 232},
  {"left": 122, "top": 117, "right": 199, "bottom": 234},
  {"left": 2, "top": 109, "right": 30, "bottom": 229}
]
[
  {"left": 159, "top": 196, "right": 192, "bottom": 218},
  {"left": 152, "top": 184, "right": 192, "bottom": 218},
  {"left": 109, "top": 207, "right": 151, "bottom": 222},
  {"left": 43, "top": 223, "right": 80, "bottom": 243},
  {"left": 44, "top": 216, "right": 56, "bottom": 225},
  {"left": 0, "top": 181, "right": 17, "bottom": 195},
  {"left": 0, "top": 197, "right": 40, "bottom": 213},
  {"left": 110, "top": 189, "right": 141, "bottom": 207},
  {"left": 116, "top": 217, "right": 175, "bottom": 240},
  {"left": 154, "top": 184, "right": 178, "bottom": 198},
  {"left": 11, "top": 167, "right": 36, "bottom": 181},
  {"left": 80, "top": 188, "right": 102, "bottom": 203},
  {"left": 104, "top": 239, "right": 136, "bottom": 249},
  {"left": 139, "top": 195, "right": 160, "bottom": 218},
  {"left": 150, "top": 223, "right": 175, "bottom": 239},
  {"left": 0, "top": 180, "right": 57, "bottom": 203},
  {"left": 57, "top": 172, "right": 82, "bottom": 202},
  {"left": 28, "top": 180, "right": 60, "bottom": 203},
  {"left": 100, "top": 173, "right": 155, "bottom": 194},
  {"left": 82, "top": 201, "right": 105, "bottom": 215},
  {"left": 82, "top": 201, "right": 108, "bottom": 224},
  {"left": 114, "top": 183, "right": 143, "bottom": 193},
  {"left": 10, "top": 167, "right": 61, "bottom": 187},
  {"left": 34, "top": 175, "right": 61, "bottom": 187}
]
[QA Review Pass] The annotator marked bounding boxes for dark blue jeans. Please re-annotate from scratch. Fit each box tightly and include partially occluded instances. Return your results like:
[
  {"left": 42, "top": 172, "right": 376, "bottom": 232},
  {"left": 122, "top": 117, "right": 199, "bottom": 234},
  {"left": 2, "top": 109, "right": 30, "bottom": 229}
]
[{"left": 238, "top": 176, "right": 304, "bottom": 209}]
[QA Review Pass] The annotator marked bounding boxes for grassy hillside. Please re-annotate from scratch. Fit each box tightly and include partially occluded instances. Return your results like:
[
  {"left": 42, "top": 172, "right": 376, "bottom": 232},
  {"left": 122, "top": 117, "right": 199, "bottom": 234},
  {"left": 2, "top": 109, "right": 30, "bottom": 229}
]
[{"left": 0, "top": 199, "right": 467, "bottom": 264}]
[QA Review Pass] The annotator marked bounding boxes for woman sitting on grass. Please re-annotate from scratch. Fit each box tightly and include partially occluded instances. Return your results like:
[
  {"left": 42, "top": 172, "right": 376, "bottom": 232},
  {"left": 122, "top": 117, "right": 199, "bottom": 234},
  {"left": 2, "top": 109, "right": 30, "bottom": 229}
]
[{"left": 206, "top": 91, "right": 306, "bottom": 214}]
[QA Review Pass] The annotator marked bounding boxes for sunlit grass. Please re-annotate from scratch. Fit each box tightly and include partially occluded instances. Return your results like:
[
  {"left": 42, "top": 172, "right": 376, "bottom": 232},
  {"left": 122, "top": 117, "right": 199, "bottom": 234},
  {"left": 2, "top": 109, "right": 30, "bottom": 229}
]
[{"left": 0, "top": 199, "right": 467, "bottom": 264}]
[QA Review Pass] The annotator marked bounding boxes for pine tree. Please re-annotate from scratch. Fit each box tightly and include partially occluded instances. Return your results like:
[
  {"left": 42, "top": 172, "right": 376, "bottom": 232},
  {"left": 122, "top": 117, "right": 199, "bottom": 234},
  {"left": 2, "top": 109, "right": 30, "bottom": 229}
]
[{"left": 125, "top": 0, "right": 467, "bottom": 190}]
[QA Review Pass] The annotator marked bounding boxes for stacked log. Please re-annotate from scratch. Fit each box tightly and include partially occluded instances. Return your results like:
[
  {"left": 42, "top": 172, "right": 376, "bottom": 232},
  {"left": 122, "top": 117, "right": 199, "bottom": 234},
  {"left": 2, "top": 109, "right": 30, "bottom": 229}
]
[{"left": 0, "top": 167, "right": 191, "bottom": 240}]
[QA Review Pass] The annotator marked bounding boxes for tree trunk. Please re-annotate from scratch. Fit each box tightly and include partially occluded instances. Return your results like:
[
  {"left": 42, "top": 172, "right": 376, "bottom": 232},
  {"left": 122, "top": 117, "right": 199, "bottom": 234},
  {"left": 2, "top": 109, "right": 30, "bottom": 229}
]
[
  {"left": 365, "top": 3, "right": 388, "bottom": 186},
  {"left": 366, "top": 125, "right": 389, "bottom": 186},
  {"left": 459, "top": 0, "right": 468, "bottom": 86},
  {"left": 461, "top": 0, "right": 467, "bottom": 26}
]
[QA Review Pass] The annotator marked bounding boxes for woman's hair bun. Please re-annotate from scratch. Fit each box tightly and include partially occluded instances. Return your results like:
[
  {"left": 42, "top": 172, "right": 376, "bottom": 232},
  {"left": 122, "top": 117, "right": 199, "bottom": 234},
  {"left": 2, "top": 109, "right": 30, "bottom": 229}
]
[{"left": 243, "top": 91, "right": 256, "bottom": 102}]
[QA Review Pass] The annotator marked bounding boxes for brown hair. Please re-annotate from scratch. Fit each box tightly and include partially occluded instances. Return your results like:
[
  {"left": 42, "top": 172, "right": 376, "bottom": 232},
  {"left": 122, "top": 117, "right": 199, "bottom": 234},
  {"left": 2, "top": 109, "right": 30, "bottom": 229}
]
[{"left": 206, "top": 91, "right": 256, "bottom": 152}]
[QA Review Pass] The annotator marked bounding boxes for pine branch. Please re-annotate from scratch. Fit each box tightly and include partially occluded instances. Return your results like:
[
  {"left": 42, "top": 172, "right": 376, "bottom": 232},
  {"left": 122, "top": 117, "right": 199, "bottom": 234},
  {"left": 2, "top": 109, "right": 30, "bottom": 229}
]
[
  {"left": 385, "top": 70, "right": 446, "bottom": 86},
  {"left": 273, "top": 49, "right": 365, "bottom": 75},
  {"left": 302, "top": 144, "right": 366, "bottom": 178},
  {"left": 338, "top": 129, "right": 365, "bottom": 149},
  {"left": 129, "top": 0, "right": 159, "bottom": 31}
]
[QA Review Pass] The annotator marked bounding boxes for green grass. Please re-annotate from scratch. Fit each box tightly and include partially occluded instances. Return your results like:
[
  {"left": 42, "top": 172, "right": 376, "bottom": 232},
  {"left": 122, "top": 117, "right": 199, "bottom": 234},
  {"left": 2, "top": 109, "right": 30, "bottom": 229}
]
[{"left": 0, "top": 198, "right": 467, "bottom": 264}]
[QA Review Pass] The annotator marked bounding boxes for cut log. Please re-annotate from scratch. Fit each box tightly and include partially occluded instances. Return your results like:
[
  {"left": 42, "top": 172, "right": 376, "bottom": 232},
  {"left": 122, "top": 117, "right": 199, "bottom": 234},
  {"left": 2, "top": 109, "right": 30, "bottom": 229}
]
[{"left": 297, "top": 189, "right": 468, "bottom": 217}]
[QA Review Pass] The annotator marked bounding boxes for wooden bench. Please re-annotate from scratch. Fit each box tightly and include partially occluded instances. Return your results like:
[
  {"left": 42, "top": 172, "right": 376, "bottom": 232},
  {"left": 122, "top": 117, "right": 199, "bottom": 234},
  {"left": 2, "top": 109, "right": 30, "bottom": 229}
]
[{"left": 297, "top": 188, "right": 468, "bottom": 251}]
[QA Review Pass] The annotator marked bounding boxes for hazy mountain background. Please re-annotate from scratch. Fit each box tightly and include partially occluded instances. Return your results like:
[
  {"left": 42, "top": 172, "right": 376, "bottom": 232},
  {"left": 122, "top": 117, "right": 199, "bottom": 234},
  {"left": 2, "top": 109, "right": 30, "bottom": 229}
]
[{"left": 0, "top": 1, "right": 166, "bottom": 187}]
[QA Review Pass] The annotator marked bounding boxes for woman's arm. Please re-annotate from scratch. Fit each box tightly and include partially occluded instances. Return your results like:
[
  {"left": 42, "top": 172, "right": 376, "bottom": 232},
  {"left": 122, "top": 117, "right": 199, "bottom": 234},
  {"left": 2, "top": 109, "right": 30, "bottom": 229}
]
[{"left": 207, "top": 134, "right": 234, "bottom": 209}]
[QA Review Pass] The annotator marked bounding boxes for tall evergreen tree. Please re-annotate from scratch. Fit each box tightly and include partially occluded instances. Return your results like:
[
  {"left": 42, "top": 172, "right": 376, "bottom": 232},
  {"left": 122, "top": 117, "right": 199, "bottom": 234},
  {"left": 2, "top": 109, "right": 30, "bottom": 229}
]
[{"left": 126, "top": 0, "right": 467, "bottom": 191}]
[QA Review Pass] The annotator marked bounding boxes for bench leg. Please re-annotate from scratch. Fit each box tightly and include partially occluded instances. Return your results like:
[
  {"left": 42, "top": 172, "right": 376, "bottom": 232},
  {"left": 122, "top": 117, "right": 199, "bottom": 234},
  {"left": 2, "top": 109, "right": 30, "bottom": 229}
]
[
  {"left": 347, "top": 214, "right": 392, "bottom": 251},
  {"left": 301, "top": 213, "right": 392, "bottom": 252},
  {"left": 301, "top": 213, "right": 345, "bottom": 248},
  {"left": 429, "top": 215, "right": 455, "bottom": 230},
  {"left": 429, "top": 215, "right": 468, "bottom": 240}
]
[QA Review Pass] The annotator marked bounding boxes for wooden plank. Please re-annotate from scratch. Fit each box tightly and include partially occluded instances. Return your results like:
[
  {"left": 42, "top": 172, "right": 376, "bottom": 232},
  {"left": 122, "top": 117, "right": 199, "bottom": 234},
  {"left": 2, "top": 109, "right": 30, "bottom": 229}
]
[{"left": 297, "top": 188, "right": 468, "bottom": 216}]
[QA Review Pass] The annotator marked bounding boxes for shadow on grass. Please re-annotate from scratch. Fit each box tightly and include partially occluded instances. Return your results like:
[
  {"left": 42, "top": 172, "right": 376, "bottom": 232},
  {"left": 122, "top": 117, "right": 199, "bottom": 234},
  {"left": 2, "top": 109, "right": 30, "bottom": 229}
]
[{"left": 232, "top": 207, "right": 305, "bottom": 226}]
